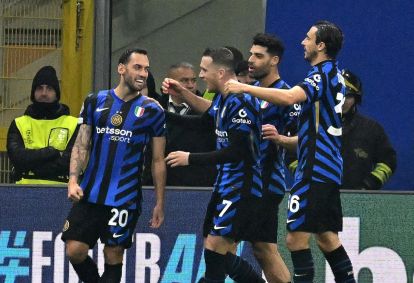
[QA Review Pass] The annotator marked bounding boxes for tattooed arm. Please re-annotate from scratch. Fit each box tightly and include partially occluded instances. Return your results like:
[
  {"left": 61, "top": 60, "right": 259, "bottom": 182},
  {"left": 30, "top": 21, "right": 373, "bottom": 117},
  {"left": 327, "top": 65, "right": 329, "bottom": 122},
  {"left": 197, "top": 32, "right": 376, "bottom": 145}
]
[{"left": 67, "top": 124, "right": 92, "bottom": 201}]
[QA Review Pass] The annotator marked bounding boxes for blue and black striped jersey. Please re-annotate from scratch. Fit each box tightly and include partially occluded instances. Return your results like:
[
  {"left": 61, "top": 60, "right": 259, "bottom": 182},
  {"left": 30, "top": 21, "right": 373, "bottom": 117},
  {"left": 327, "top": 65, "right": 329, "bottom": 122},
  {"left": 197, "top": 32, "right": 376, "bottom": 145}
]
[
  {"left": 207, "top": 92, "right": 262, "bottom": 197},
  {"left": 78, "top": 90, "right": 165, "bottom": 209},
  {"left": 296, "top": 60, "right": 345, "bottom": 184},
  {"left": 258, "top": 79, "right": 300, "bottom": 196}
]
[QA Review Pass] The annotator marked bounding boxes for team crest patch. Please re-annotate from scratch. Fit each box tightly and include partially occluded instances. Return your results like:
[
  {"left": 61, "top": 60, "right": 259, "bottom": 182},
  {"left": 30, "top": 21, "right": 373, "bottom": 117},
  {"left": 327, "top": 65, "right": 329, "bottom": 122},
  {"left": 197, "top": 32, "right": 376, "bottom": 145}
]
[
  {"left": 260, "top": 100, "right": 269, "bottom": 109},
  {"left": 134, "top": 106, "right": 145, "bottom": 117},
  {"left": 111, "top": 114, "right": 123, "bottom": 126},
  {"left": 63, "top": 220, "right": 69, "bottom": 232}
]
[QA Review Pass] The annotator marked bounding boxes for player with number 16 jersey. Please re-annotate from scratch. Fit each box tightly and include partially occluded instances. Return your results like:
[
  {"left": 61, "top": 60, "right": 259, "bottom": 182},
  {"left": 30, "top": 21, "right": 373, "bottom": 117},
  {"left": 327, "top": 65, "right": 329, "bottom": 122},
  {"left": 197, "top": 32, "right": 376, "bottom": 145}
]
[{"left": 288, "top": 59, "right": 345, "bottom": 232}]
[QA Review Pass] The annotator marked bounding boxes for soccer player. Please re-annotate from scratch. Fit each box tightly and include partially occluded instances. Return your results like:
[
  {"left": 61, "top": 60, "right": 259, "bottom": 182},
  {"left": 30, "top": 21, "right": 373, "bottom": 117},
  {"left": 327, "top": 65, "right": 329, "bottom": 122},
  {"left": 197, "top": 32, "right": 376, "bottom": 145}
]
[
  {"left": 62, "top": 49, "right": 166, "bottom": 283},
  {"left": 163, "top": 47, "right": 265, "bottom": 283},
  {"left": 245, "top": 33, "right": 302, "bottom": 283},
  {"left": 225, "top": 21, "right": 356, "bottom": 283}
]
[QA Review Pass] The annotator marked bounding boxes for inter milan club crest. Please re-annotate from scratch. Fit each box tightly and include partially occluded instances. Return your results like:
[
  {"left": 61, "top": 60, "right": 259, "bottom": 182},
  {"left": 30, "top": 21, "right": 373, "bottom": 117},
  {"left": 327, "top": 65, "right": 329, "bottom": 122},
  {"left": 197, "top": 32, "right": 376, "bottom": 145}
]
[
  {"left": 260, "top": 100, "right": 269, "bottom": 109},
  {"left": 111, "top": 113, "right": 123, "bottom": 126},
  {"left": 134, "top": 106, "right": 145, "bottom": 117}
]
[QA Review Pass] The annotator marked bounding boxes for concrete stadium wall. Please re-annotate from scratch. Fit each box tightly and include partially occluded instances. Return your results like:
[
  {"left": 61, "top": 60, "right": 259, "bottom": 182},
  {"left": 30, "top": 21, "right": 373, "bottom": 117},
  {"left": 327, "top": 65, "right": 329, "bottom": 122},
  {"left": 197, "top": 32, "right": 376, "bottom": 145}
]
[{"left": 110, "top": 0, "right": 266, "bottom": 91}]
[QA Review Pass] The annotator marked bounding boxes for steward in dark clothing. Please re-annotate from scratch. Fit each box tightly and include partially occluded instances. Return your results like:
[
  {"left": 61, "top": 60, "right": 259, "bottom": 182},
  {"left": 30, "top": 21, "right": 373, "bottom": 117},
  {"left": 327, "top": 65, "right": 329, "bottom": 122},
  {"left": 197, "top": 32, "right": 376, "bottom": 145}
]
[
  {"left": 342, "top": 112, "right": 396, "bottom": 190},
  {"left": 341, "top": 69, "right": 396, "bottom": 190},
  {"left": 7, "top": 66, "right": 78, "bottom": 184},
  {"left": 159, "top": 92, "right": 217, "bottom": 186}
]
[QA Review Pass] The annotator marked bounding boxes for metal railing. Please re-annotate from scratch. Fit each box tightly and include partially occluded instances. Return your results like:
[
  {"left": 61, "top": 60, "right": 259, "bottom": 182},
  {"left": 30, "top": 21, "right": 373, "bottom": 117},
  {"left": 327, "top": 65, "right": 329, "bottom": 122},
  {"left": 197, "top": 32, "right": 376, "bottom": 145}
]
[{"left": 0, "top": 0, "right": 63, "bottom": 183}]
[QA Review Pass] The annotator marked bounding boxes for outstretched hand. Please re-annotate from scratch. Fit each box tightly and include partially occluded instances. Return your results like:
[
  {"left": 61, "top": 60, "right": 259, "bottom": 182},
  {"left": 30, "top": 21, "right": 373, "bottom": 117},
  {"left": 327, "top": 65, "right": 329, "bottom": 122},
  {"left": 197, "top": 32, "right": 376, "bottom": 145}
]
[
  {"left": 161, "top": 78, "right": 185, "bottom": 98},
  {"left": 224, "top": 79, "right": 247, "bottom": 94},
  {"left": 165, "top": 151, "right": 190, "bottom": 167}
]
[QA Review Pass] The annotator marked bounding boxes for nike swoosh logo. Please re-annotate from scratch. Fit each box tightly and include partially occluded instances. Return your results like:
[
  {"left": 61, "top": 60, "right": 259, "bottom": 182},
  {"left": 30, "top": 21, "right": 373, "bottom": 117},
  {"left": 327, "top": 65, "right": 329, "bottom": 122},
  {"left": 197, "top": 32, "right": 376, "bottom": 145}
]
[
  {"left": 213, "top": 225, "right": 227, "bottom": 230},
  {"left": 213, "top": 106, "right": 219, "bottom": 110},
  {"left": 113, "top": 233, "right": 124, "bottom": 238},
  {"left": 287, "top": 219, "right": 296, "bottom": 224},
  {"left": 294, "top": 273, "right": 307, "bottom": 277},
  {"left": 96, "top": 107, "right": 109, "bottom": 112}
]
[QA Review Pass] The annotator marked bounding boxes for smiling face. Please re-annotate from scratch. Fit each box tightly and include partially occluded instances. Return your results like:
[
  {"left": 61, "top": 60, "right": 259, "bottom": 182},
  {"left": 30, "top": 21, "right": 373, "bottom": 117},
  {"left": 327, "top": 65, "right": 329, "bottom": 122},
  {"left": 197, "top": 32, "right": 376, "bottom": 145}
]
[
  {"left": 119, "top": 52, "right": 149, "bottom": 92},
  {"left": 199, "top": 55, "right": 219, "bottom": 92}
]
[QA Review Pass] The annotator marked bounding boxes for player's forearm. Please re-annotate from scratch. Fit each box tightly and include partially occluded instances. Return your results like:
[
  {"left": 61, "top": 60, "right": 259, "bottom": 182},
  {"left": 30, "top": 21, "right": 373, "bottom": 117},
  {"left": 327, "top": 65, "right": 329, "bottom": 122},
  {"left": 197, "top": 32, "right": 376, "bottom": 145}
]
[
  {"left": 244, "top": 84, "right": 302, "bottom": 106},
  {"left": 151, "top": 159, "right": 166, "bottom": 208},
  {"left": 69, "top": 145, "right": 88, "bottom": 182},
  {"left": 69, "top": 125, "right": 91, "bottom": 182},
  {"left": 277, "top": 135, "right": 298, "bottom": 152},
  {"left": 180, "top": 88, "right": 212, "bottom": 113}
]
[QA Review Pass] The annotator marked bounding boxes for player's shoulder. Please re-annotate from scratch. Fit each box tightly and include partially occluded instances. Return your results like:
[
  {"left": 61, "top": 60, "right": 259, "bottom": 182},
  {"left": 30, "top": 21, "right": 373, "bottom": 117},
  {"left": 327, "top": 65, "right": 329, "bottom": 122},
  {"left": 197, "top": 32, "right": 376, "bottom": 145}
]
[
  {"left": 84, "top": 90, "right": 111, "bottom": 104},
  {"left": 229, "top": 92, "right": 257, "bottom": 103},
  {"left": 139, "top": 96, "right": 165, "bottom": 113},
  {"left": 277, "top": 79, "right": 291, "bottom": 90},
  {"left": 228, "top": 93, "right": 260, "bottom": 113}
]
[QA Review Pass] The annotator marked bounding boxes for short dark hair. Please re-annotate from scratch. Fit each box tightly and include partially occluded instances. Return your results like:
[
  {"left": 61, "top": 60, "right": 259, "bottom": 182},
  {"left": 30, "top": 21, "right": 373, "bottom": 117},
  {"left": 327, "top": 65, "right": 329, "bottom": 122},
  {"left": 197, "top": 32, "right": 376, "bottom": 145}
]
[
  {"left": 209, "top": 47, "right": 235, "bottom": 73},
  {"left": 224, "top": 46, "right": 244, "bottom": 65},
  {"left": 252, "top": 33, "right": 285, "bottom": 60},
  {"left": 202, "top": 48, "right": 213, "bottom": 57},
  {"left": 118, "top": 48, "right": 148, "bottom": 65},
  {"left": 313, "top": 20, "right": 344, "bottom": 59}
]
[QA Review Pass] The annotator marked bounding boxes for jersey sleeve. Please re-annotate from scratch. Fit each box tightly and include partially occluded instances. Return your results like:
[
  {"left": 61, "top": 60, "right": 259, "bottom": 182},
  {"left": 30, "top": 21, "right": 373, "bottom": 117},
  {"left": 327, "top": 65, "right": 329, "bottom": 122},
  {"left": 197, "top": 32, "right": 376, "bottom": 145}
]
[
  {"left": 150, "top": 104, "right": 166, "bottom": 137},
  {"left": 206, "top": 94, "right": 220, "bottom": 117},
  {"left": 78, "top": 93, "right": 95, "bottom": 126},
  {"left": 227, "top": 96, "right": 256, "bottom": 134},
  {"left": 297, "top": 71, "right": 324, "bottom": 103}
]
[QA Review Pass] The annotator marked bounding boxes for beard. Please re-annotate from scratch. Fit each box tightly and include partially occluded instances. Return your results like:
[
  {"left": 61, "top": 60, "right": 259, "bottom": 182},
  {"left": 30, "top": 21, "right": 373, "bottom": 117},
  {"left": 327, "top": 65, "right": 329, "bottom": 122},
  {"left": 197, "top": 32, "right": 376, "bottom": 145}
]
[
  {"left": 250, "top": 68, "right": 269, "bottom": 81},
  {"left": 305, "top": 49, "right": 318, "bottom": 63},
  {"left": 249, "top": 63, "right": 271, "bottom": 81},
  {"left": 124, "top": 73, "right": 145, "bottom": 93}
]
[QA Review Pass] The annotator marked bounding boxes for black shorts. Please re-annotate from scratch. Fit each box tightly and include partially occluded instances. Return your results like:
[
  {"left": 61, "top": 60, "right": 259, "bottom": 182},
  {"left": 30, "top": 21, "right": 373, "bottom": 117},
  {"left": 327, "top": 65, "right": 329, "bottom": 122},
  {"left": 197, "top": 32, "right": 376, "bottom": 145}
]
[
  {"left": 286, "top": 180, "right": 343, "bottom": 233},
  {"left": 61, "top": 201, "right": 140, "bottom": 249},
  {"left": 249, "top": 193, "right": 284, "bottom": 243},
  {"left": 202, "top": 189, "right": 262, "bottom": 243}
]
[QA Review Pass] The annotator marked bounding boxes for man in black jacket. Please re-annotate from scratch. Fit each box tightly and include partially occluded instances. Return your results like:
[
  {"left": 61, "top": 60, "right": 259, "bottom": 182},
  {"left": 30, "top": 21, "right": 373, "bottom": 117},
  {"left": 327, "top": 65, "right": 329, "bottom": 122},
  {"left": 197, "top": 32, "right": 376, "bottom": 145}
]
[
  {"left": 341, "top": 69, "right": 397, "bottom": 190},
  {"left": 160, "top": 62, "right": 216, "bottom": 187},
  {"left": 7, "top": 66, "right": 78, "bottom": 184}
]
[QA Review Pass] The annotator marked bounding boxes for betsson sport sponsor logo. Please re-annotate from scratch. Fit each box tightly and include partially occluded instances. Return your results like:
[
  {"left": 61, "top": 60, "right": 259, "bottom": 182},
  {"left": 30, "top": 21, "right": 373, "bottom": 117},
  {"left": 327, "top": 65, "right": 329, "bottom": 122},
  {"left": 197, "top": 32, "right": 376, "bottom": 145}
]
[
  {"left": 96, "top": 126, "right": 133, "bottom": 143},
  {"left": 215, "top": 129, "right": 228, "bottom": 143}
]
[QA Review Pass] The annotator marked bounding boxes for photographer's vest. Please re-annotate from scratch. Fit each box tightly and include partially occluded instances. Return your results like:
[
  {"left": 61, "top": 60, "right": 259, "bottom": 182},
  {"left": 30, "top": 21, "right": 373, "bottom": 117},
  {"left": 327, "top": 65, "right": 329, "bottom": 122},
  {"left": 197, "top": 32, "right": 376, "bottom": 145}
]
[{"left": 14, "top": 115, "right": 78, "bottom": 184}]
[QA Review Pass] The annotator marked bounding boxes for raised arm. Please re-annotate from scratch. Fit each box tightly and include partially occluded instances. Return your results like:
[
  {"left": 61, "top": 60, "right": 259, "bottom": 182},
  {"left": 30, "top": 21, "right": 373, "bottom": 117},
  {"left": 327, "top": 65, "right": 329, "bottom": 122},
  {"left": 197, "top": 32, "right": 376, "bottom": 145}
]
[
  {"left": 149, "top": 136, "right": 166, "bottom": 228},
  {"left": 225, "top": 79, "right": 307, "bottom": 106},
  {"left": 162, "top": 78, "right": 212, "bottom": 113},
  {"left": 67, "top": 124, "right": 92, "bottom": 201}
]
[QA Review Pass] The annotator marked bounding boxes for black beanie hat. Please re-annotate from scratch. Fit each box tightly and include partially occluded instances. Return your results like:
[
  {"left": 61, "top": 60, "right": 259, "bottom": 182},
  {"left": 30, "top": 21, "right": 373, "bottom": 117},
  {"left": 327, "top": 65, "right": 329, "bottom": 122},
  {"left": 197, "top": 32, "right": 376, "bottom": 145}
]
[{"left": 31, "top": 66, "right": 61, "bottom": 102}]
